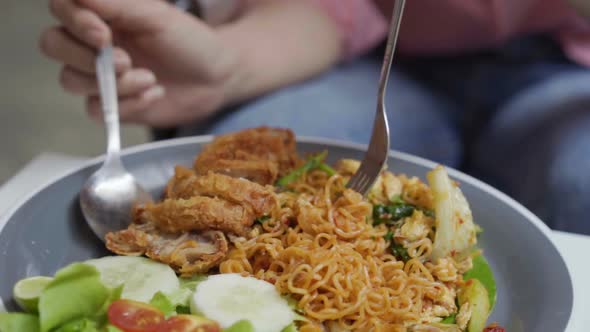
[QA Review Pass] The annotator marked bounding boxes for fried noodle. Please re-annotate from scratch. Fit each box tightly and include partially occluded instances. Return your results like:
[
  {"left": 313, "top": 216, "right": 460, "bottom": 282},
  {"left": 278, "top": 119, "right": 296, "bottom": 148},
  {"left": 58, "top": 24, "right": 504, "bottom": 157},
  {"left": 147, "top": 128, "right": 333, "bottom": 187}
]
[{"left": 220, "top": 170, "right": 467, "bottom": 331}]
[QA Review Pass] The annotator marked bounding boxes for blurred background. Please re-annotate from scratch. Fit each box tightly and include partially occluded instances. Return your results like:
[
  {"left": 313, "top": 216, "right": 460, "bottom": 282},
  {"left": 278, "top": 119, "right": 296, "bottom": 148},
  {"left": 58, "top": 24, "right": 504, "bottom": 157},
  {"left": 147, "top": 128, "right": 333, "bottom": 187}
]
[{"left": 0, "top": 0, "right": 148, "bottom": 184}]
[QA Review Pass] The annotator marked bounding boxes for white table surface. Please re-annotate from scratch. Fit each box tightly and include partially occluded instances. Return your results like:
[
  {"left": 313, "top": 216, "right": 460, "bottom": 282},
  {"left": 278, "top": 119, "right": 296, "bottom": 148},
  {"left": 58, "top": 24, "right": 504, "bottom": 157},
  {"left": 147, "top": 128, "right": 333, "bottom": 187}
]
[{"left": 1, "top": 153, "right": 589, "bottom": 331}]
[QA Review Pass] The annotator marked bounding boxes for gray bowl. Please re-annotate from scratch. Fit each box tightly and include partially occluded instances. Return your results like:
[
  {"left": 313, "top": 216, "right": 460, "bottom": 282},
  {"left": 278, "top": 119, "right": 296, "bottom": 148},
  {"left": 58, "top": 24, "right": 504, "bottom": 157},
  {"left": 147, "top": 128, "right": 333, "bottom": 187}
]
[{"left": 0, "top": 136, "right": 573, "bottom": 331}]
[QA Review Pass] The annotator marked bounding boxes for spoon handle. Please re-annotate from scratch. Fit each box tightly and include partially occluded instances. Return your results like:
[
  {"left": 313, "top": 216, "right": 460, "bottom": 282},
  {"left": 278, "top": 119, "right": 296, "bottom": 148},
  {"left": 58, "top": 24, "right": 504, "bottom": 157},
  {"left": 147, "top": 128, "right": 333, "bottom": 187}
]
[{"left": 96, "top": 46, "right": 121, "bottom": 155}]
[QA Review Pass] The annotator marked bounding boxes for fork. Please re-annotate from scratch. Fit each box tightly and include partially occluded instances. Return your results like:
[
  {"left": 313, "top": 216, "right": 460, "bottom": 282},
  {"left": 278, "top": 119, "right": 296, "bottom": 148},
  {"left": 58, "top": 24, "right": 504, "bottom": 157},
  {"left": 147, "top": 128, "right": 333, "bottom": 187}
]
[{"left": 346, "top": 0, "right": 406, "bottom": 196}]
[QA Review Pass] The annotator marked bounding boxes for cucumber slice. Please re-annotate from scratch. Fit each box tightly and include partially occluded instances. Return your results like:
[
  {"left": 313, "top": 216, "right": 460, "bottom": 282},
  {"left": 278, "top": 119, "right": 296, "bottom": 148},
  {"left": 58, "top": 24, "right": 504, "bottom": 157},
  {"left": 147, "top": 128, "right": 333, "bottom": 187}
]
[
  {"left": 191, "top": 274, "right": 295, "bottom": 332},
  {"left": 85, "top": 256, "right": 179, "bottom": 303},
  {"left": 458, "top": 279, "right": 490, "bottom": 332}
]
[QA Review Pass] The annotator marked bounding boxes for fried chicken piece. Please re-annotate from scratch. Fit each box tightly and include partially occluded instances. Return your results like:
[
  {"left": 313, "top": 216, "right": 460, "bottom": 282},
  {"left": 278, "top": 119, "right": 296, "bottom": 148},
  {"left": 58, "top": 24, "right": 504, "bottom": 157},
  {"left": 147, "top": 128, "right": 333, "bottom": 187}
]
[
  {"left": 164, "top": 166, "right": 198, "bottom": 200},
  {"left": 165, "top": 167, "right": 276, "bottom": 215},
  {"left": 106, "top": 223, "right": 228, "bottom": 276},
  {"left": 138, "top": 196, "right": 255, "bottom": 236},
  {"left": 197, "top": 159, "right": 279, "bottom": 186},
  {"left": 194, "top": 127, "right": 298, "bottom": 184}
]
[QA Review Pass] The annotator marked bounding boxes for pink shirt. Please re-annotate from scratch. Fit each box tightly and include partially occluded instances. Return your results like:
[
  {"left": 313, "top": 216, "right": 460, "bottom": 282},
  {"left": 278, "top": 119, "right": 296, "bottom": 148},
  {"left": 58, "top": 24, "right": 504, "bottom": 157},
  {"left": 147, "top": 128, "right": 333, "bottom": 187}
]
[{"left": 308, "top": 0, "right": 590, "bottom": 67}]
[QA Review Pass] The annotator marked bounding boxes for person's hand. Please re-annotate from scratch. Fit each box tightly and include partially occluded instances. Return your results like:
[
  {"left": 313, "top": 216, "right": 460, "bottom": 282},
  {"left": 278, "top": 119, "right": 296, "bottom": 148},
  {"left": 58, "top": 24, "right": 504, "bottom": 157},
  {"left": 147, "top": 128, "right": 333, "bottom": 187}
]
[{"left": 40, "top": 0, "right": 240, "bottom": 127}]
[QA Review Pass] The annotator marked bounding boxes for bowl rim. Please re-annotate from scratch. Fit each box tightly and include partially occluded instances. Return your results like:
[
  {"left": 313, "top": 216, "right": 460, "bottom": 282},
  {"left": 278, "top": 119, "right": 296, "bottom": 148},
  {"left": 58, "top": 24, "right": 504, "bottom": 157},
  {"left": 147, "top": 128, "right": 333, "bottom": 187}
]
[{"left": 0, "top": 134, "right": 574, "bottom": 326}]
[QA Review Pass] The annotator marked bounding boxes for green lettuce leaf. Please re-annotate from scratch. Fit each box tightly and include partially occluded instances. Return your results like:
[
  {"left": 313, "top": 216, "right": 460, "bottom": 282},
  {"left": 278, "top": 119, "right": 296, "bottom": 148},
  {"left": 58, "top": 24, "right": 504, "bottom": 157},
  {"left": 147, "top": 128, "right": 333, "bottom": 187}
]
[
  {"left": 94, "top": 285, "right": 123, "bottom": 326},
  {"left": 149, "top": 292, "right": 176, "bottom": 317},
  {"left": 440, "top": 313, "right": 456, "bottom": 324},
  {"left": 53, "top": 318, "right": 98, "bottom": 332},
  {"left": 38, "top": 263, "right": 109, "bottom": 332},
  {"left": 104, "top": 325, "right": 123, "bottom": 332},
  {"left": 463, "top": 254, "right": 497, "bottom": 309},
  {"left": 0, "top": 313, "right": 40, "bottom": 332},
  {"left": 179, "top": 275, "right": 207, "bottom": 292},
  {"left": 149, "top": 286, "right": 194, "bottom": 317}
]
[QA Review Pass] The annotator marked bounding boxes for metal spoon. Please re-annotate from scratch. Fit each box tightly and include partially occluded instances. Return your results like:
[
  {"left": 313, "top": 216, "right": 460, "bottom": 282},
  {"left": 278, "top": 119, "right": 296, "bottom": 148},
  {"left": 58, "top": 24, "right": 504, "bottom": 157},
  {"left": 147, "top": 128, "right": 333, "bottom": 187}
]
[{"left": 80, "top": 46, "right": 152, "bottom": 241}]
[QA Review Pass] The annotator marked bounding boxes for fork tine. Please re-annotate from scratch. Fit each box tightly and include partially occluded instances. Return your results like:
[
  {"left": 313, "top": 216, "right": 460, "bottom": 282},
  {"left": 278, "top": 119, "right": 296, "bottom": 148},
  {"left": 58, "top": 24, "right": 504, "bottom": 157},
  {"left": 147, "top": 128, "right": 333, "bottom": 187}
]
[
  {"left": 349, "top": 169, "right": 376, "bottom": 195},
  {"left": 347, "top": 173, "right": 362, "bottom": 190},
  {"left": 357, "top": 177, "right": 370, "bottom": 194},
  {"left": 348, "top": 173, "right": 361, "bottom": 190},
  {"left": 348, "top": 168, "right": 378, "bottom": 196},
  {"left": 355, "top": 173, "right": 368, "bottom": 190}
]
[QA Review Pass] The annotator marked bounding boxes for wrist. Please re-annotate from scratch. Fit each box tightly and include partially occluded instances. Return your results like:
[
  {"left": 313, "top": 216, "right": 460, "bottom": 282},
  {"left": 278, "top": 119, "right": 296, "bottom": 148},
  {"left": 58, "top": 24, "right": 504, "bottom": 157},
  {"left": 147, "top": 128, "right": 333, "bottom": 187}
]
[
  {"left": 214, "top": 32, "right": 252, "bottom": 109},
  {"left": 214, "top": 0, "right": 343, "bottom": 107}
]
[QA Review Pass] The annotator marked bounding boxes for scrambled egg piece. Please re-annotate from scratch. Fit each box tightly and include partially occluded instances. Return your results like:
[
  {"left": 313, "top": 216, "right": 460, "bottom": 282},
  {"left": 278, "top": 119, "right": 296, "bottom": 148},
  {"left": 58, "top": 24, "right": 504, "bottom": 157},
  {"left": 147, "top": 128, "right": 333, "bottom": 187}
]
[
  {"left": 399, "top": 175, "right": 434, "bottom": 209},
  {"left": 397, "top": 210, "right": 433, "bottom": 242}
]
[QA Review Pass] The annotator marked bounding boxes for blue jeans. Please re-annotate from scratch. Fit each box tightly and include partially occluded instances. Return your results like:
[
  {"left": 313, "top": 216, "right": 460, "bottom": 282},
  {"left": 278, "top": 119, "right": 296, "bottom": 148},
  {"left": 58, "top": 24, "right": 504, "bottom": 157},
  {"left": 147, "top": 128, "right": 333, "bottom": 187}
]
[{"left": 178, "top": 37, "right": 590, "bottom": 234}]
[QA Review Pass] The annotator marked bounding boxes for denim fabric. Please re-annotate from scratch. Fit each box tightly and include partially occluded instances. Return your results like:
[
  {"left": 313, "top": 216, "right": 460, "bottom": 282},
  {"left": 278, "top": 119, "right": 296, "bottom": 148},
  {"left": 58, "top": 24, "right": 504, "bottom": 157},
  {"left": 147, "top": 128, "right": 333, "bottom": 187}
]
[
  {"left": 200, "top": 60, "right": 463, "bottom": 167},
  {"left": 178, "top": 37, "right": 590, "bottom": 234}
]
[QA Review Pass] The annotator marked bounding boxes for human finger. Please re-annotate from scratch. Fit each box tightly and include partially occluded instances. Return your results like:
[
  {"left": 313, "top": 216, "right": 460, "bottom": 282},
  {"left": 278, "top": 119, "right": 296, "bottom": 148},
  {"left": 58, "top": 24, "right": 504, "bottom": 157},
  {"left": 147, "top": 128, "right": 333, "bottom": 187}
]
[
  {"left": 61, "top": 66, "right": 157, "bottom": 96},
  {"left": 40, "top": 28, "right": 131, "bottom": 73},
  {"left": 48, "top": 0, "right": 111, "bottom": 48},
  {"left": 86, "top": 85, "right": 166, "bottom": 122}
]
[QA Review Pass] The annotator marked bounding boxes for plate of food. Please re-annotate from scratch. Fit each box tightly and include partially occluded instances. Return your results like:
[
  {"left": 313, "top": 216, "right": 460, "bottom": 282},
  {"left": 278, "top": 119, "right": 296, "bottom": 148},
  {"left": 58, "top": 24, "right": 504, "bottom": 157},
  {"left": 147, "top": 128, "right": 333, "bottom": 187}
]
[{"left": 0, "top": 127, "right": 572, "bottom": 332}]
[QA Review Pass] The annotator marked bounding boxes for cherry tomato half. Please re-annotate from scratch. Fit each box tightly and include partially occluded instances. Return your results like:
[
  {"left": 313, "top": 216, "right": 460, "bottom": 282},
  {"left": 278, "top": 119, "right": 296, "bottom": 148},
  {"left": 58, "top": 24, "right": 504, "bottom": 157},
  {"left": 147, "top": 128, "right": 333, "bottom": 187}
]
[
  {"left": 483, "top": 323, "right": 506, "bottom": 332},
  {"left": 108, "top": 299, "right": 165, "bottom": 332},
  {"left": 156, "top": 315, "right": 221, "bottom": 332}
]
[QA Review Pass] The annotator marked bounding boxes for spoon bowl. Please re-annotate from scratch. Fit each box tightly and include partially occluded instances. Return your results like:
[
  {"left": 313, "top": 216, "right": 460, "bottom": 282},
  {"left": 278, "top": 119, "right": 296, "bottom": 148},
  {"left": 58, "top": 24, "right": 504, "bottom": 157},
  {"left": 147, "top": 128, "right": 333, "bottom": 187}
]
[
  {"left": 80, "top": 46, "right": 152, "bottom": 241},
  {"left": 80, "top": 158, "right": 152, "bottom": 240}
]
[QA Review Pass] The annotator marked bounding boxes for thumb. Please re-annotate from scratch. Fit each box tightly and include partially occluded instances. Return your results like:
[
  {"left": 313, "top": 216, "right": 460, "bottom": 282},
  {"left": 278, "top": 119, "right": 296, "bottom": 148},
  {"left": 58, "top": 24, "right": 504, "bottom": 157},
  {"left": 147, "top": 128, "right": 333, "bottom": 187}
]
[{"left": 77, "top": 0, "right": 176, "bottom": 32}]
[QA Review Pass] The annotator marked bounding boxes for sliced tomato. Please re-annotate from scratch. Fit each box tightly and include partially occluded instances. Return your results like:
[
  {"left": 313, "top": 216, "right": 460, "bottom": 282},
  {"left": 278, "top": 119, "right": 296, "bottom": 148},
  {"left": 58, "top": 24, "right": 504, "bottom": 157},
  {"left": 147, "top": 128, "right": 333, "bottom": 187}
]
[
  {"left": 108, "top": 299, "right": 165, "bottom": 332},
  {"left": 156, "top": 315, "right": 221, "bottom": 332}
]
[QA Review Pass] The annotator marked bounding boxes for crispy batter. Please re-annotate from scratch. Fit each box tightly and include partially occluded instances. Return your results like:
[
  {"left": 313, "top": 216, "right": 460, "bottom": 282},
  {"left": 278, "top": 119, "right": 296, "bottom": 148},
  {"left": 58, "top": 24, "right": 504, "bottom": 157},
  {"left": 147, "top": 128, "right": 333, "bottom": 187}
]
[
  {"left": 139, "top": 196, "right": 255, "bottom": 236},
  {"left": 194, "top": 127, "right": 298, "bottom": 184},
  {"left": 164, "top": 166, "right": 198, "bottom": 200},
  {"left": 195, "top": 159, "right": 279, "bottom": 186},
  {"left": 106, "top": 223, "right": 228, "bottom": 276},
  {"left": 166, "top": 167, "right": 276, "bottom": 215}
]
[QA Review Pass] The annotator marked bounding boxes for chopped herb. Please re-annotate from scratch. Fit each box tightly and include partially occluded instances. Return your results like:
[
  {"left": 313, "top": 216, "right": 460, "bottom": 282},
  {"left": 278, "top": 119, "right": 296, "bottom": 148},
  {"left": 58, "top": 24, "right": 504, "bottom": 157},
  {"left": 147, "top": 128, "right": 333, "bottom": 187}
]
[
  {"left": 441, "top": 313, "right": 457, "bottom": 324},
  {"left": 255, "top": 215, "right": 271, "bottom": 224},
  {"left": 372, "top": 204, "right": 388, "bottom": 225},
  {"left": 372, "top": 203, "right": 414, "bottom": 226},
  {"left": 373, "top": 196, "right": 435, "bottom": 226},
  {"left": 276, "top": 151, "right": 334, "bottom": 187},
  {"left": 422, "top": 209, "right": 435, "bottom": 218},
  {"left": 384, "top": 231, "right": 394, "bottom": 241},
  {"left": 391, "top": 243, "right": 410, "bottom": 262},
  {"left": 317, "top": 163, "right": 336, "bottom": 176},
  {"left": 175, "top": 306, "right": 191, "bottom": 314},
  {"left": 389, "top": 204, "right": 415, "bottom": 221}
]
